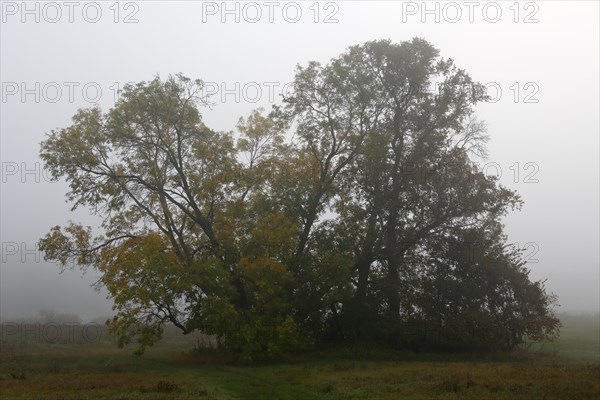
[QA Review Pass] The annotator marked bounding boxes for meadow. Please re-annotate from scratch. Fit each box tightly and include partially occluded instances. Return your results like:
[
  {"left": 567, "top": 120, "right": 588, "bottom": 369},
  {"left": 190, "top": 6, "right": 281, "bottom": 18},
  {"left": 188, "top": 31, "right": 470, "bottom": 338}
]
[{"left": 0, "top": 314, "right": 598, "bottom": 400}]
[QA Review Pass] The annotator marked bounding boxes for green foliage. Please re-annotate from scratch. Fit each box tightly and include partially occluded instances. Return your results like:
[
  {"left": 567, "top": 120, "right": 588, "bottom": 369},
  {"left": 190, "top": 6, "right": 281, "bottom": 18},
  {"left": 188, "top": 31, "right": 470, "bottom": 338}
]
[{"left": 38, "top": 39, "right": 559, "bottom": 361}]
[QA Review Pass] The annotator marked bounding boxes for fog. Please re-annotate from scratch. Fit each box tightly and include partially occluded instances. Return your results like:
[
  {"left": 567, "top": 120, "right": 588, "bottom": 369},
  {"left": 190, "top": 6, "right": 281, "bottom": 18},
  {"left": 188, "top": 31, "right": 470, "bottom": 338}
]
[{"left": 1, "top": 1, "right": 598, "bottom": 321}]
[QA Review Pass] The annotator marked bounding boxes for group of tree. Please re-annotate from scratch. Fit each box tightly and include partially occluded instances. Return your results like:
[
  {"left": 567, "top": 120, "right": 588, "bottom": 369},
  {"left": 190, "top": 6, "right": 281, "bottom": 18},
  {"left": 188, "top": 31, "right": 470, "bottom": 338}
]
[{"left": 39, "top": 38, "right": 560, "bottom": 361}]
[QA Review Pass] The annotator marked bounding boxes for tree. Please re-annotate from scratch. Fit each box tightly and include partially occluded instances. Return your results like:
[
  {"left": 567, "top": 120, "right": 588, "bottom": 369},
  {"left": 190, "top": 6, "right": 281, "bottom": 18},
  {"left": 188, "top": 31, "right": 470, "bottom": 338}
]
[
  {"left": 39, "top": 40, "right": 559, "bottom": 359},
  {"left": 39, "top": 75, "right": 301, "bottom": 359}
]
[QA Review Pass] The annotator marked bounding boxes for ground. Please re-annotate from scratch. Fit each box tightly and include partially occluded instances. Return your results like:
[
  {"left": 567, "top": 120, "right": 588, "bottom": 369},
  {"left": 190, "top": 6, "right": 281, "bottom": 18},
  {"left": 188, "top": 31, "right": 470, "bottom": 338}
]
[{"left": 0, "top": 314, "right": 598, "bottom": 399}]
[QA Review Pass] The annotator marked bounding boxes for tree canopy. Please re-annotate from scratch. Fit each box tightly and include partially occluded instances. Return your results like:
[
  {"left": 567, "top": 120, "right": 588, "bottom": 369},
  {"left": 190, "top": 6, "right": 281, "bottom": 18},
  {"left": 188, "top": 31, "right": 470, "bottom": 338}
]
[{"left": 39, "top": 38, "right": 560, "bottom": 360}]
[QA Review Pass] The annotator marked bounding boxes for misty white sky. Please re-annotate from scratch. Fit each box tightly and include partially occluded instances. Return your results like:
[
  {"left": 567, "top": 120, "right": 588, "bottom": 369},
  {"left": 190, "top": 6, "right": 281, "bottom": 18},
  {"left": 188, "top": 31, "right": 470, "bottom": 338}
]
[{"left": 1, "top": 1, "right": 598, "bottom": 321}]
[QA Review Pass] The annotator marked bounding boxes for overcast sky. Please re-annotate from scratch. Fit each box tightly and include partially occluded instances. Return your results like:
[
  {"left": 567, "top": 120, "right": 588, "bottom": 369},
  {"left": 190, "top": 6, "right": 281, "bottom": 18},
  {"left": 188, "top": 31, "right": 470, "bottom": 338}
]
[{"left": 1, "top": 1, "right": 598, "bottom": 321}]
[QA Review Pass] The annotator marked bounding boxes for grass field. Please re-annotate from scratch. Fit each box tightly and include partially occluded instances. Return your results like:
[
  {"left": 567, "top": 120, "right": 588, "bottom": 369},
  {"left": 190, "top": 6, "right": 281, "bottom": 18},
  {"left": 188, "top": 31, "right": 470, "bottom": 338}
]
[
  {"left": 0, "top": 314, "right": 598, "bottom": 399},
  {"left": 528, "top": 313, "right": 600, "bottom": 363}
]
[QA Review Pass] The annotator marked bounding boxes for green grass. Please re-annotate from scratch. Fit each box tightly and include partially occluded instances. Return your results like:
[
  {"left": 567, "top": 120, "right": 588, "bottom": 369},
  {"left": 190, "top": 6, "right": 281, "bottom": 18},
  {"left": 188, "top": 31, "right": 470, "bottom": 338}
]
[
  {"left": 528, "top": 313, "right": 599, "bottom": 363},
  {"left": 1, "top": 314, "right": 598, "bottom": 400}
]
